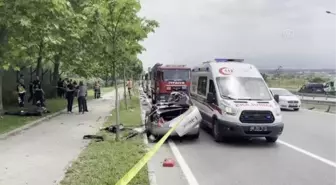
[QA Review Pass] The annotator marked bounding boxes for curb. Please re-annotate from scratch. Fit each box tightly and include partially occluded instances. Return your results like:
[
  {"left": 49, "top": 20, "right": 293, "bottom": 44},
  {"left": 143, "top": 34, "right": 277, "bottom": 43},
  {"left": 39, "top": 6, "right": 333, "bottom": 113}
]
[
  {"left": 0, "top": 90, "right": 118, "bottom": 140},
  {"left": 139, "top": 89, "right": 158, "bottom": 185},
  {"left": 0, "top": 104, "right": 78, "bottom": 140}
]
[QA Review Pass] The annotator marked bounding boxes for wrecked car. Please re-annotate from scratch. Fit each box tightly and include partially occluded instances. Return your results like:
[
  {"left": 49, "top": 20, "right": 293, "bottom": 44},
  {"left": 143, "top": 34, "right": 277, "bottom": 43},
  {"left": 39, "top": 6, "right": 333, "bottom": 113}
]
[{"left": 145, "top": 91, "right": 201, "bottom": 139}]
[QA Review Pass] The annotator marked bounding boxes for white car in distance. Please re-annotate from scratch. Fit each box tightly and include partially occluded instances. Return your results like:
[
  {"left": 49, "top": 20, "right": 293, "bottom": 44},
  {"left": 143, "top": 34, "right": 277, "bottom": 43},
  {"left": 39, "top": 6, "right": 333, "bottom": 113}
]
[{"left": 270, "top": 88, "right": 301, "bottom": 111}]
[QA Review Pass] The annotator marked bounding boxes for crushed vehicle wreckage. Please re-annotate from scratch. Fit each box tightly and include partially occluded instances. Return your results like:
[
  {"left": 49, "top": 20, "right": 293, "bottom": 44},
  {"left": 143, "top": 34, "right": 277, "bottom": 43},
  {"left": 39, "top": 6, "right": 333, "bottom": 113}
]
[{"left": 145, "top": 91, "right": 202, "bottom": 140}]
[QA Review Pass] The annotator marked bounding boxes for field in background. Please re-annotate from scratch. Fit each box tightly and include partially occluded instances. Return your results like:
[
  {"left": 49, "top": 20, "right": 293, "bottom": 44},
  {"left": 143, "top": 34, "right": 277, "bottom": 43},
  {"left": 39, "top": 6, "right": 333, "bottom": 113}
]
[{"left": 267, "top": 78, "right": 306, "bottom": 91}]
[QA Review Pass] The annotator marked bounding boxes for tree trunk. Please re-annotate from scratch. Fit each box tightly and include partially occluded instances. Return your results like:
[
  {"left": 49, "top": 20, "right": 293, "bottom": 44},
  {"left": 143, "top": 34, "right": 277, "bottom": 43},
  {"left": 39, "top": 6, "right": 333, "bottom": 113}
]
[
  {"left": 35, "top": 40, "right": 44, "bottom": 77},
  {"left": 0, "top": 26, "right": 8, "bottom": 113},
  {"left": 0, "top": 69, "right": 3, "bottom": 113},
  {"left": 123, "top": 66, "right": 128, "bottom": 110},
  {"left": 30, "top": 66, "right": 33, "bottom": 82},
  {"left": 113, "top": 60, "right": 120, "bottom": 141},
  {"left": 105, "top": 76, "right": 108, "bottom": 87},
  {"left": 52, "top": 54, "right": 61, "bottom": 98}
]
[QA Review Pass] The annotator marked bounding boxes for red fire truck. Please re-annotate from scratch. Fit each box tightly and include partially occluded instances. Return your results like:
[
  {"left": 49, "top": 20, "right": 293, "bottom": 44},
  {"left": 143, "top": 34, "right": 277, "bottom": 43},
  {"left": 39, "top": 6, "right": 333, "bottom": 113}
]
[{"left": 149, "top": 63, "right": 191, "bottom": 104}]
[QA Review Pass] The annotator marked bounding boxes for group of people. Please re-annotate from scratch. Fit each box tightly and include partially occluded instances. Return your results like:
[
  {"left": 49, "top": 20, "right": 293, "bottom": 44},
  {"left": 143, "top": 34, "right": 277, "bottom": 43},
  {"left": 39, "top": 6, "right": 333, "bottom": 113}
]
[
  {"left": 57, "top": 78, "right": 89, "bottom": 114},
  {"left": 16, "top": 75, "right": 45, "bottom": 109}
]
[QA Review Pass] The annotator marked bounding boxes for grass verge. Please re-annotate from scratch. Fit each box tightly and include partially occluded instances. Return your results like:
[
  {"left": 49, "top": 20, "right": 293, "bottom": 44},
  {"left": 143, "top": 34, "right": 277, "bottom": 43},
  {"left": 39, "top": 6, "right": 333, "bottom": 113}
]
[
  {"left": 60, "top": 95, "right": 149, "bottom": 185},
  {"left": 0, "top": 87, "right": 115, "bottom": 134}
]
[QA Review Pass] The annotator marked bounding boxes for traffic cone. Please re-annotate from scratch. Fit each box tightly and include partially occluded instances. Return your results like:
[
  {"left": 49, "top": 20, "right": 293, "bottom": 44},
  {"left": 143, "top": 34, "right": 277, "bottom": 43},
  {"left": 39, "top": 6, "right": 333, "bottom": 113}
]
[{"left": 162, "top": 158, "right": 175, "bottom": 167}]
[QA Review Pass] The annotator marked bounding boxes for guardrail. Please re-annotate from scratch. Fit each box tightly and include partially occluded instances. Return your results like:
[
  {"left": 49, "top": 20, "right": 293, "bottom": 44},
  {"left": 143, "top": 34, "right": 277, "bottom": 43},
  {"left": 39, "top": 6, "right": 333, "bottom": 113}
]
[
  {"left": 291, "top": 92, "right": 336, "bottom": 113},
  {"left": 290, "top": 91, "right": 336, "bottom": 100},
  {"left": 300, "top": 99, "right": 336, "bottom": 113}
]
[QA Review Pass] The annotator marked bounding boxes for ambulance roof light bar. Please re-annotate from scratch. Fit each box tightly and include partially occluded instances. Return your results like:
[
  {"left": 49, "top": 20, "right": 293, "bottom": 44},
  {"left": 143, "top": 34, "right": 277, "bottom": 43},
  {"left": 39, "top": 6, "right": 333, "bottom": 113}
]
[
  {"left": 214, "top": 58, "right": 244, "bottom": 62},
  {"left": 164, "top": 64, "right": 186, "bottom": 67}
]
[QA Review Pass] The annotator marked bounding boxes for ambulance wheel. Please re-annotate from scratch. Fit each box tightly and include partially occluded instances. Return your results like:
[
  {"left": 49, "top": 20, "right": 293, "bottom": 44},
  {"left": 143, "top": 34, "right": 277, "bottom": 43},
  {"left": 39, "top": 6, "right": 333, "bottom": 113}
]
[
  {"left": 265, "top": 136, "right": 278, "bottom": 143},
  {"left": 212, "top": 120, "right": 222, "bottom": 142}
]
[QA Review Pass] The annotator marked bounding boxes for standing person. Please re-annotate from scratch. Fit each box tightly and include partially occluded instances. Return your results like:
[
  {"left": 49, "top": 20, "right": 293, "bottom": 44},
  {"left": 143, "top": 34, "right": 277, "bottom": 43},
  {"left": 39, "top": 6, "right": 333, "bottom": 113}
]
[
  {"left": 34, "top": 83, "right": 45, "bottom": 108},
  {"left": 126, "top": 78, "right": 133, "bottom": 99},
  {"left": 27, "top": 80, "right": 34, "bottom": 103},
  {"left": 63, "top": 79, "right": 68, "bottom": 98},
  {"left": 17, "top": 78, "right": 26, "bottom": 108},
  {"left": 94, "top": 81, "right": 101, "bottom": 99},
  {"left": 77, "top": 81, "right": 88, "bottom": 114},
  {"left": 73, "top": 80, "right": 78, "bottom": 98},
  {"left": 32, "top": 76, "right": 41, "bottom": 105},
  {"left": 66, "top": 79, "right": 75, "bottom": 113}
]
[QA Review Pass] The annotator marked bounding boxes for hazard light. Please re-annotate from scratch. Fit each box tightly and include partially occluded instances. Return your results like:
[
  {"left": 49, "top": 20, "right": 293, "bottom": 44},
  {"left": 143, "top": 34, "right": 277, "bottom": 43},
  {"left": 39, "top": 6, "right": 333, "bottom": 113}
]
[{"left": 214, "top": 58, "right": 244, "bottom": 62}]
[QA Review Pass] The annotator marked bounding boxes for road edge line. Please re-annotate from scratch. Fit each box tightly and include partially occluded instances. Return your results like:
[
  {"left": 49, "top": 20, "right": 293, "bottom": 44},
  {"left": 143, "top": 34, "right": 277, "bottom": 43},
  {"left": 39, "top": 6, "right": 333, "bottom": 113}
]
[
  {"left": 139, "top": 89, "right": 158, "bottom": 185},
  {"left": 168, "top": 140, "right": 200, "bottom": 185}
]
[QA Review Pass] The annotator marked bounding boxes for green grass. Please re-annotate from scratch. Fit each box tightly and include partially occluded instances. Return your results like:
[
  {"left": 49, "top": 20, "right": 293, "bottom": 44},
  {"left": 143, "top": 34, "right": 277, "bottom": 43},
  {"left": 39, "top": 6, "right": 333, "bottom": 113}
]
[
  {"left": 60, "top": 95, "right": 149, "bottom": 185},
  {"left": 267, "top": 78, "right": 306, "bottom": 91},
  {"left": 0, "top": 87, "right": 115, "bottom": 134}
]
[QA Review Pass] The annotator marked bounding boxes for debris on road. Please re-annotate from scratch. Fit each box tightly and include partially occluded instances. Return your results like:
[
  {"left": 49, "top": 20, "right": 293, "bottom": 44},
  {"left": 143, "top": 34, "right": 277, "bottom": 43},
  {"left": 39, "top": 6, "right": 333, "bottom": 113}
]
[
  {"left": 162, "top": 158, "right": 175, "bottom": 167},
  {"left": 83, "top": 135, "right": 104, "bottom": 142}
]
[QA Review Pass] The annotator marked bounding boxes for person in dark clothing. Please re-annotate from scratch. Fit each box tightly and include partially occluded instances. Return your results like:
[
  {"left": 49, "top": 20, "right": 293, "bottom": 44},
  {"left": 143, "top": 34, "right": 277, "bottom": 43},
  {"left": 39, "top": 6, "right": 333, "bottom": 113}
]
[
  {"left": 17, "top": 78, "right": 26, "bottom": 108},
  {"left": 57, "top": 78, "right": 64, "bottom": 98},
  {"left": 5, "top": 106, "right": 50, "bottom": 117},
  {"left": 66, "top": 80, "right": 75, "bottom": 113},
  {"left": 94, "top": 81, "right": 101, "bottom": 99},
  {"left": 27, "top": 80, "right": 34, "bottom": 103},
  {"left": 34, "top": 85, "right": 45, "bottom": 107},
  {"left": 77, "top": 81, "right": 88, "bottom": 114},
  {"left": 63, "top": 79, "right": 68, "bottom": 98},
  {"left": 73, "top": 81, "right": 78, "bottom": 98}
]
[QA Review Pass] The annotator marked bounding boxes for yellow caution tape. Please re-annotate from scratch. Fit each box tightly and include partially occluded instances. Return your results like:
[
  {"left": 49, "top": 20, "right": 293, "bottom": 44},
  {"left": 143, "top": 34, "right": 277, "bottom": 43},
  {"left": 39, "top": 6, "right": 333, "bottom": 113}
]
[{"left": 114, "top": 107, "right": 193, "bottom": 185}]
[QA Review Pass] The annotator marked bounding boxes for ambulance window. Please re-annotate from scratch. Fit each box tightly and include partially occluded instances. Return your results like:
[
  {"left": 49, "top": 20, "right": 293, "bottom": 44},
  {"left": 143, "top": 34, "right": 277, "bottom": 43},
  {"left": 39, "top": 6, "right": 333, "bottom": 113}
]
[
  {"left": 209, "top": 80, "right": 216, "bottom": 94},
  {"left": 209, "top": 80, "right": 217, "bottom": 104},
  {"left": 197, "top": 76, "right": 207, "bottom": 96}
]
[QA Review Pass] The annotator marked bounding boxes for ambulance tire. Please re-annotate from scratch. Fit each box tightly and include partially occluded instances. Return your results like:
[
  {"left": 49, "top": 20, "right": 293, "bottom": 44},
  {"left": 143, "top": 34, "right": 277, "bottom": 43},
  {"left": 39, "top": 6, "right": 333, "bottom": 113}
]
[
  {"left": 265, "top": 136, "right": 278, "bottom": 143},
  {"left": 212, "top": 119, "right": 222, "bottom": 142}
]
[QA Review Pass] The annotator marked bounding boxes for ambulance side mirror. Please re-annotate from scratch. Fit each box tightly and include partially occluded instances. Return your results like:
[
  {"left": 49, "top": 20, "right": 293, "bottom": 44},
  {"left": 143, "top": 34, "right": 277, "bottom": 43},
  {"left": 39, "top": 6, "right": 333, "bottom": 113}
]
[
  {"left": 273, "top": 94, "right": 280, "bottom": 103},
  {"left": 207, "top": 92, "right": 215, "bottom": 104}
]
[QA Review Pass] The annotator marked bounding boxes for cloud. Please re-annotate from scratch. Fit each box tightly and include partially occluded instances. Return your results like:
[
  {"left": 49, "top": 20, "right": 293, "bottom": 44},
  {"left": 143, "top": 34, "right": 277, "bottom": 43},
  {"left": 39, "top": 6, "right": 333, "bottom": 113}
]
[{"left": 138, "top": 0, "right": 336, "bottom": 70}]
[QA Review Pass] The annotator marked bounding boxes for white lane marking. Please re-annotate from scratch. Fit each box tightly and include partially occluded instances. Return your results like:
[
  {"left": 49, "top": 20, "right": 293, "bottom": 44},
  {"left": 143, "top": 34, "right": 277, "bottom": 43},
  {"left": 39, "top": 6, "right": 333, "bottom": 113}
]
[
  {"left": 278, "top": 140, "right": 336, "bottom": 168},
  {"left": 168, "top": 140, "right": 200, "bottom": 185}
]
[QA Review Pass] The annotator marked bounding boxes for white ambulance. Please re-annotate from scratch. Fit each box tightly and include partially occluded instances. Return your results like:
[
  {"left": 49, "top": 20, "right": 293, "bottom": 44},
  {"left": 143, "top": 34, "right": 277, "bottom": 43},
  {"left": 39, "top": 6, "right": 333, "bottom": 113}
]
[{"left": 190, "top": 58, "right": 284, "bottom": 143}]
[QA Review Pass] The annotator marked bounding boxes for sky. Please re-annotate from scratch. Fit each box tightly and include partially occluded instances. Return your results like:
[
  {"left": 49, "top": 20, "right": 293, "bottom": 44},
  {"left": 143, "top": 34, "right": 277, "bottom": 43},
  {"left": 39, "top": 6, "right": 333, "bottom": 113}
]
[{"left": 137, "top": 0, "right": 336, "bottom": 70}]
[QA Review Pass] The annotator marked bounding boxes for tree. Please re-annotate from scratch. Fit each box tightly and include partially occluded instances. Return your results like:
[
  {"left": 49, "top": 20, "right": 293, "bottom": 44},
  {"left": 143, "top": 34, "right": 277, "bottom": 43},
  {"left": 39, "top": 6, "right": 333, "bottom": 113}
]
[
  {"left": 0, "top": 0, "right": 159, "bottom": 118},
  {"left": 91, "top": 0, "right": 158, "bottom": 140}
]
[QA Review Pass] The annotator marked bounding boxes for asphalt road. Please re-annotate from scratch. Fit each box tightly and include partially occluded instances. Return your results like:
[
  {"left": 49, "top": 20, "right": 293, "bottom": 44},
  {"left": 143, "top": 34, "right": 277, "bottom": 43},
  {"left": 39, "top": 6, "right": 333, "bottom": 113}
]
[{"left": 171, "top": 109, "right": 336, "bottom": 185}]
